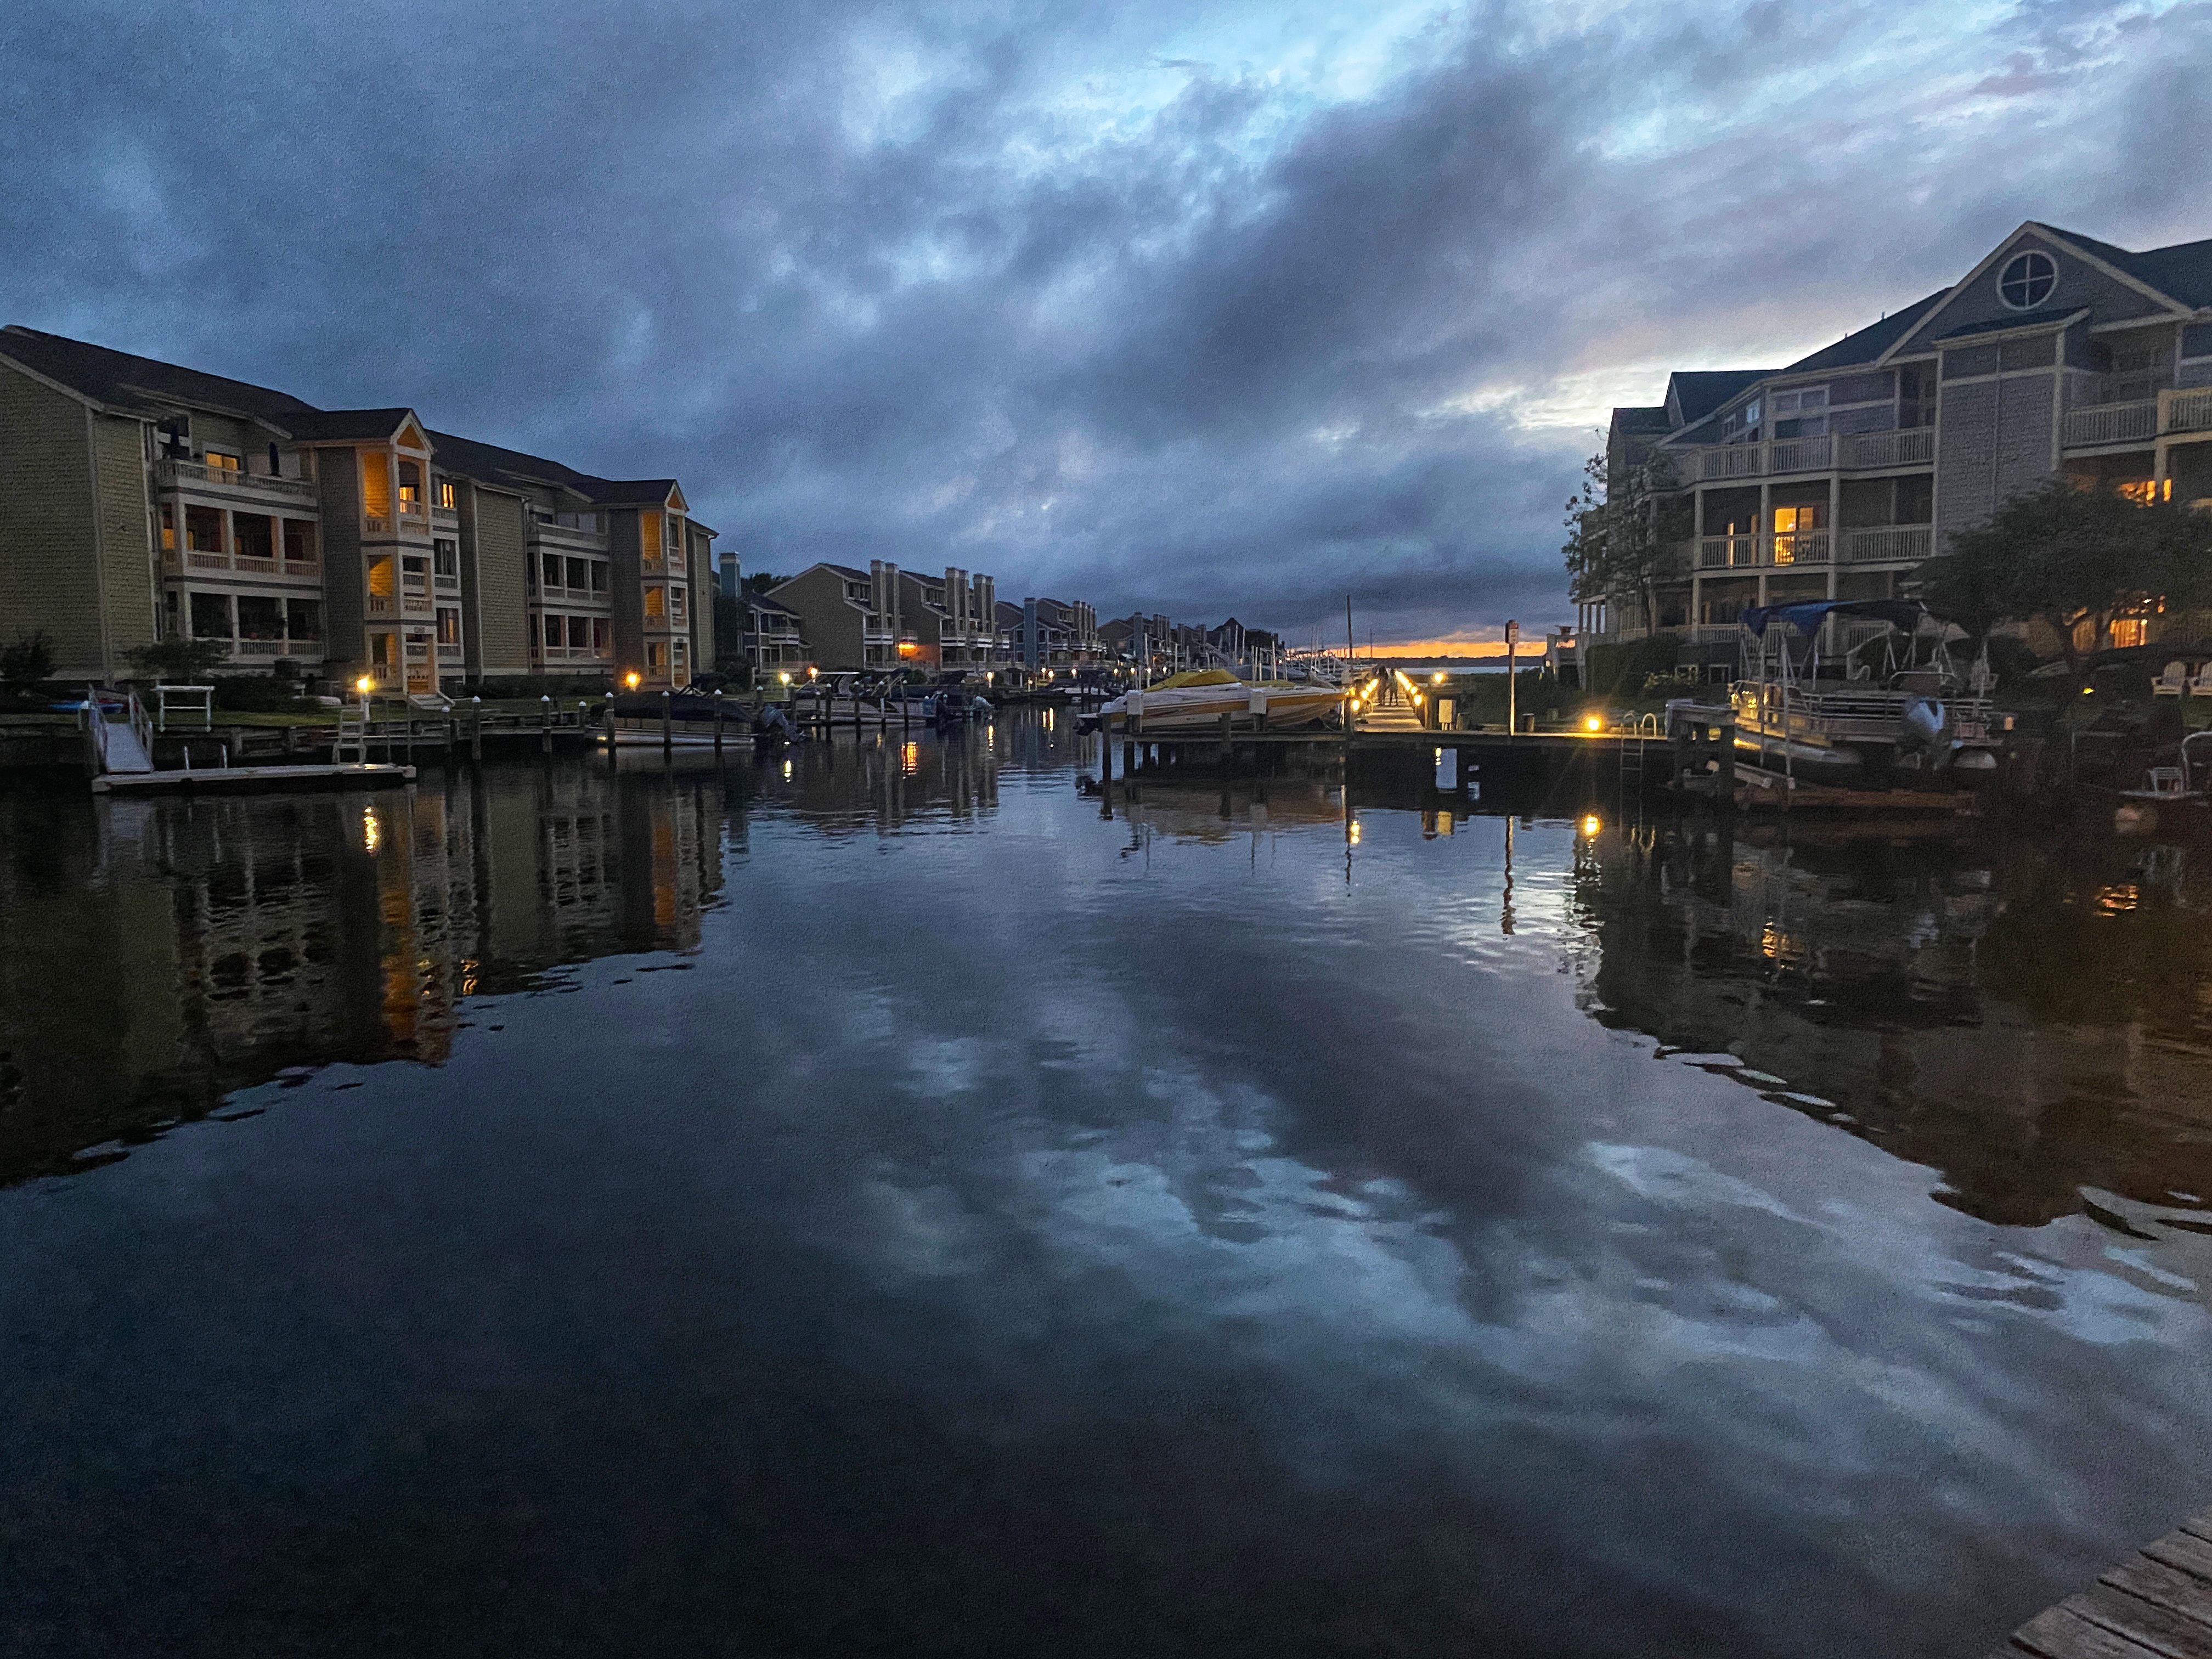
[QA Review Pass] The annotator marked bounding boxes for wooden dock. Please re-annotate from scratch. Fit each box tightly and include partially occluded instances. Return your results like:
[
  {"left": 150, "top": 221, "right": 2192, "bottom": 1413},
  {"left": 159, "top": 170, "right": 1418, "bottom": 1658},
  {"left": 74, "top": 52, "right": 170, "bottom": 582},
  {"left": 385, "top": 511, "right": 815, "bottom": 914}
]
[
  {"left": 1988, "top": 1508, "right": 2212, "bottom": 1657},
  {"left": 92, "top": 763, "right": 415, "bottom": 794}
]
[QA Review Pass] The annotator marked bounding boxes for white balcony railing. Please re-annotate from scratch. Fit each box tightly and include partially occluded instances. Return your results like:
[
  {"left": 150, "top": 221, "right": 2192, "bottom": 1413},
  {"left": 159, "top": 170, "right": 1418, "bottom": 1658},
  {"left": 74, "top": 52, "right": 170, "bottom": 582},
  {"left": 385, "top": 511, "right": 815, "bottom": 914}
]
[
  {"left": 2165, "top": 387, "right": 2212, "bottom": 436},
  {"left": 2064, "top": 399, "right": 2158, "bottom": 448},
  {"left": 1841, "top": 428, "right": 1934, "bottom": 469},
  {"left": 1664, "top": 426, "right": 1932, "bottom": 483},
  {"left": 1841, "top": 525, "right": 1933, "bottom": 563},
  {"left": 1696, "top": 531, "right": 1831, "bottom": 567},
  {"left": 155, "top": 458, "right": 318, "bottom": 503}
]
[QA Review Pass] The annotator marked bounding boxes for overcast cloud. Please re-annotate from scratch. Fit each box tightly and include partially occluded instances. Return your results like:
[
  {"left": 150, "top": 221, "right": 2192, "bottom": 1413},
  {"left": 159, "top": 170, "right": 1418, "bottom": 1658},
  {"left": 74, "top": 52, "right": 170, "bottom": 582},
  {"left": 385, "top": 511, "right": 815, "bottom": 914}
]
[{"left": 3, "top": 0, "right": 2208, "bottom": 645}]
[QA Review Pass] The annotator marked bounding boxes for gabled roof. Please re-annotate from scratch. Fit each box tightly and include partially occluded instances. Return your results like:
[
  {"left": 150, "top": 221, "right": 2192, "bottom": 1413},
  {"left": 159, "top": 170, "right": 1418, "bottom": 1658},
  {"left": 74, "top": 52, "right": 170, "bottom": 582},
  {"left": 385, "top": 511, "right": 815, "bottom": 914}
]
[
  {"left": 1933, "top": 307, "right": 2089, "bottom": 343},
  {"left": 1782, "top": 290, "right": 1946, "bottom": 372},
  {"left": 582, "top": 478, "right": 681, "bottom": 508},
  {"left": 2053, "top": 229, "right": 2212, "bottom": 310},
  {"left": 746, "top": 593, "right": 802, "bottom": 619},
  {"left": 426, "top": 427, "right": 599, "bottom": 498},
  {"left": 995, "top": 601, "right": 1024, "bottom": 627},
  {"left": 1668, "top": 370, "right": 1775, "bottom": 425},
  {"left": 0, "top": 325, "right": 317, "bottom": 424},
  {"left": 1611, "top": 405, "right": 1670, "bottom": 434},
  {"left": 285, "top": 408, "right": 422, "bottom": 444}
]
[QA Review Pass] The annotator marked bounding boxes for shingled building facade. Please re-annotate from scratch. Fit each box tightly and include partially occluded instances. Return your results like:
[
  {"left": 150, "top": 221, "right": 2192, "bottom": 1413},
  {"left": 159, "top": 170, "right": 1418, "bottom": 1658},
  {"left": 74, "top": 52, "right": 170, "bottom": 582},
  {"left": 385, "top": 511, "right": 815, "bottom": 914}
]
[
  {"left": 1593, "top": 222, "right": 2212, "bottom": 655},
  {"left": 0, "top": 328, "right": 716, "bottom": 693}
]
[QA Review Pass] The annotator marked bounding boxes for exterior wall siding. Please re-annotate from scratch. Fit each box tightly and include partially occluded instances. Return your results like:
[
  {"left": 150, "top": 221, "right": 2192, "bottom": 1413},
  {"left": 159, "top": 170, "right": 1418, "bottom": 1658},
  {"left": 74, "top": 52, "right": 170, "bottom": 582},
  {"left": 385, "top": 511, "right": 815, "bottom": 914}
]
[
  {"left": 0, "top": 364, "right": 107, "bottom": 681},
  {"left": 92, "top": 411, "right": 157, "bottom": 673},
  {"left": 1934, "top": 373, "right": 2058, "bottom": 542},
  {"left": 770, "top": 566, "right": 864, "bottom": 668},
  {"left": 316, "top": 447, "right": 366, "bottom": 674},
  {"left": 608, "top": 508, "right": 645, "bottom": 677},
  {"left": 1897, "top": 235, "right": 2174, "bottom": 357},
  {"left": 464, "top": 484, "right": 531, "bottom": 675}
]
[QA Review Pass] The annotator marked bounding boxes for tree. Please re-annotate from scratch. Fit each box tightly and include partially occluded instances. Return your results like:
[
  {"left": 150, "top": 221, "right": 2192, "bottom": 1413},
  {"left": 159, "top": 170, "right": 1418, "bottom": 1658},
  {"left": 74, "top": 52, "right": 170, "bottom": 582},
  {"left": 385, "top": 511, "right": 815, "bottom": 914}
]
[
  {"left": 0, "top": 630, "right": 54, "bottom": 690},
  {"left": 127, "top": 637, "right": 232, "bottom": 682},
  {"left": 1918, "top": 477, "right": 2212, "bottom": 674},
  {"left": 1562, "top": 441, "right": 1681, "bottom": 634},
  {"left": 742, "top": 572, "right": 789, "bottom": 595}
]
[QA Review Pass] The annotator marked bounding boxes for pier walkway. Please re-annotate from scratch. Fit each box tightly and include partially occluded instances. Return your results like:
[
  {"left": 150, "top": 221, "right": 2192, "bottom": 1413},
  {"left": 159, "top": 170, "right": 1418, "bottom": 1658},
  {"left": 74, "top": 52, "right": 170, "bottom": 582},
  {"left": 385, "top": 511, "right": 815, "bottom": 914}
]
[{"left": 1988, "top": 1509, "right": 2212, "bottom": 1657}]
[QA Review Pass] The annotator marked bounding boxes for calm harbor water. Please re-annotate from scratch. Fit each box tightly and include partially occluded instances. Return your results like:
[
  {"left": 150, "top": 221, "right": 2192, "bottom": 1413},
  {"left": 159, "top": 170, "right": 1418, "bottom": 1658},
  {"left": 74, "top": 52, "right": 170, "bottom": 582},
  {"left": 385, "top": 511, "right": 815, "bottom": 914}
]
[{"left": 3, "top": 713, "right": 2210, "bottom": 1657}]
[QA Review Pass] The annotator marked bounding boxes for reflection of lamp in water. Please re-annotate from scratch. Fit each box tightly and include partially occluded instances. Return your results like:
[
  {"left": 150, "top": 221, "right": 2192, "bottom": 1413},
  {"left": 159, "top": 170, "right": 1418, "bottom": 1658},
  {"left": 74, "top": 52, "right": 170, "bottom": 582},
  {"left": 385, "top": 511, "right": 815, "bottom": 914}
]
[{"left": 362, "top": 808, "right": 381, "bottom": 853}]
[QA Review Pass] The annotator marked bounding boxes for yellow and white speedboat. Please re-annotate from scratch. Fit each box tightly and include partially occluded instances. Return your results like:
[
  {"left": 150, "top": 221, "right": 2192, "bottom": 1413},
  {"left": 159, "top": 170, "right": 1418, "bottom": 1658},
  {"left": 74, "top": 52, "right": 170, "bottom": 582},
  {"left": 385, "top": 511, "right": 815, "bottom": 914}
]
[{"left": 1101, "top": 669, "right": 1345, "bottom": 732}]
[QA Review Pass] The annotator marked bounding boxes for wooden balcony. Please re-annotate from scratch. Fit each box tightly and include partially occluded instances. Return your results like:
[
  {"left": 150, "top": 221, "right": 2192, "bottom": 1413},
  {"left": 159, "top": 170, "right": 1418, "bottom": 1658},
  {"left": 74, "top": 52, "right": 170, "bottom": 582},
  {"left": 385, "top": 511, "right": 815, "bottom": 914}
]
[
  {"left": 1664, "top": 427, "right": 1933, "bottom": 483},
  {"left": 155, "top": 458, "right": 318, "bottom": 506},
  {"left": 1694, "top": 526, "right": 1929, "bottom": 568}
]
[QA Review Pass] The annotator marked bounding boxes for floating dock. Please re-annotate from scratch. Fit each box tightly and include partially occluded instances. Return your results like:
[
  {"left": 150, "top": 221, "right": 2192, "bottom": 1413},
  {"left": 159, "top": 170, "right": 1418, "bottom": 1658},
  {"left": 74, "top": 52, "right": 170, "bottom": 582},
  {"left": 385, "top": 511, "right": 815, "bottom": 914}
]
[
  {"left": 1989, "top": 1506, "right": 2212, "bottom": 1657},
  {"left": 91, "top": 763, "right": 416, "bottom": 794}
]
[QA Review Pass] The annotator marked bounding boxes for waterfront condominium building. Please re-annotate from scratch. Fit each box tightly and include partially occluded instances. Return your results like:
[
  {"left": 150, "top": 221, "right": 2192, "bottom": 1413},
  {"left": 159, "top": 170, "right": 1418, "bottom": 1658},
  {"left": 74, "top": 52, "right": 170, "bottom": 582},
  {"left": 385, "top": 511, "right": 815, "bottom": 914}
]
[
  {"left": 1592, "top": 221, "right": 2212, "bottom": 658},
  {"left": 1014, "top": 595, "right": 1101, "bottom": 672},
  {"left": 0, "top": 326, "right": 714, "bottom": 691},
  {"left": 767, "top": 561, "right": 1002, "bottom": 673}
]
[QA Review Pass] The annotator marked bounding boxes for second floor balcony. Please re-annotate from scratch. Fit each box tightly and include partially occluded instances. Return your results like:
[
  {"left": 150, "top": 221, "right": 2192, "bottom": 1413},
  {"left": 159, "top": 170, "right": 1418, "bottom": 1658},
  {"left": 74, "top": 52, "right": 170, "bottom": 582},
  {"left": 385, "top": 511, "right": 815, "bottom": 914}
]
[
  {"left": 1691, "top": 524, "right": 1932, "bottom": 570},
  {"left": 156, "top": 456, "right": 319, "bottom": 506},
  {"left": 2063, "top": 386, "right": 2212, "bottom": 450}
]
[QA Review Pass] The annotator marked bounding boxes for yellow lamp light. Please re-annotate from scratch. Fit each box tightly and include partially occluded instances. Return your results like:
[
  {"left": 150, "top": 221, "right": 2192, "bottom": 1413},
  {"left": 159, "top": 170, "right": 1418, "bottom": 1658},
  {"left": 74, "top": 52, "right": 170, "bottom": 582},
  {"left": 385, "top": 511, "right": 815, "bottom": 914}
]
[
  {"left": 1582, "top": 814, "right": 1602, "bottom": 836},
  {"left": 1432, "top": 672, "right": 1446, "bottom": 684},
  {"left": 1585, "top": 714, "right": 1603, "bottom": 732},
  {"left": 779, "top": 672, "right": 792, "bottom": 685},
  {"left": 355, "top": 675, "right": 373, "bottom": 695},
  {"left": 625, "top": 670, "right": 641, "bottom": 690}
]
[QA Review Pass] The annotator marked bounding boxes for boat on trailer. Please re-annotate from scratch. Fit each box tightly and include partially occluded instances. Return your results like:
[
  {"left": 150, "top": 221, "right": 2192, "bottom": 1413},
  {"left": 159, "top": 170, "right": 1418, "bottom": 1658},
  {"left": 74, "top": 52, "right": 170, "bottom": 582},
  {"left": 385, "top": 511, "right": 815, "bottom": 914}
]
[{"left": 1729, "top": 599, "right": 2000, "bottom": 786}]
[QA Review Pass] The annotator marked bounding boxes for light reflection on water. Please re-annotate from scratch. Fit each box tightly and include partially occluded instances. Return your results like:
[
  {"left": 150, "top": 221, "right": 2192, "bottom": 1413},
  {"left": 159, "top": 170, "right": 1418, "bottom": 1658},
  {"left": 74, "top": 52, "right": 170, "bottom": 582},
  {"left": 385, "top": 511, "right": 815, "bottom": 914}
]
[{"left": 1, "top": 715, "right": 2210, "bottom": 1657}]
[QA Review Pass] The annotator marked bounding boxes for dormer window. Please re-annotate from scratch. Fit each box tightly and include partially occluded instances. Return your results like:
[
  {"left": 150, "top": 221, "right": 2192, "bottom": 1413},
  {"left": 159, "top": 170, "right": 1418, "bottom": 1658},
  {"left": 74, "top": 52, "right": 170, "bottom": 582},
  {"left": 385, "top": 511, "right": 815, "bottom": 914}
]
[{"left": 1999, "top": 250, "right": 2057, "bottom": 311}]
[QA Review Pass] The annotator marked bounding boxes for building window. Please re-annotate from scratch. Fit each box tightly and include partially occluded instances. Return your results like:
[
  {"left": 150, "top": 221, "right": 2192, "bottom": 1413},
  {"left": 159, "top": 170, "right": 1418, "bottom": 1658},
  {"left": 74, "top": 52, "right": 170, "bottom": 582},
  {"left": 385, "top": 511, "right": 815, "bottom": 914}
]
[
  {"left": 283, "top": 520, "right": 317, "bottom": 565},
  {"left": 566, "top": 615, "right": 590, "bottom": 649},
  {"left": 1999, "top": 250, "right": 2057, "bottom": 311},
  {"left": 669, "top": 586, "right": 686, "bottom": 623},
  {"left": 160, "top": 503, "right": 176, "bottom": 552},
  {"left": 236, "top": 594, "right": 283, "bottom": 641},
  {"left": 436, "top": 477, "right": 457, "bottom": 510},
  {"left": 190, "top": 591, "right": 233, "bottom": 640},
  {"left": 567, "top": 557, "right": 589, "bottom": 592},
  {"left": 370, "top": 631, "right": 394, "bottom": 669},
  {"left": 402, "top": 555, "right": 428, "bottom": 596},
  {"left": 184, "top": 505, "right": 225, "bottom": 554},
  {"left": 437, "top": 607, "right": 461, "bottom": 646},
  {"left": 286, "top": 599, "right": 323, "bottom": 641},
  {"left": 545, "top": 613, "right": 565, "bottom": 648},
  {"left": 590, "top": 561, "right": 608, "bottom": 594},
  {"left": 204, "top": 450, "right": 242, "bottom": 473},
  {"left": 434, "top": 538, "right": 459, "bottom": 579},
  {"left": 592, "top": 617, "right": 610, "bottom": 653},
  {"left": 543, "top": 552, "right": 564, "bottom": 591},
  {"left": 647, "top": 642, "right": 668, "bottom": 670},
  {"left": 397, "top": 459, "right": 422, "bottom": 509},
  {"left": 645, "top": 586, "right": 665, "bottom": 618}
]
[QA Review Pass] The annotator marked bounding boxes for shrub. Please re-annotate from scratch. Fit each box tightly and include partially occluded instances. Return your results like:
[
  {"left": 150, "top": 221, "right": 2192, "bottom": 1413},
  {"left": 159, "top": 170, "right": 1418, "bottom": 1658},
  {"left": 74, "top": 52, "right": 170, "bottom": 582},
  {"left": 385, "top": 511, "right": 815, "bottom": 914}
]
[
  {"left": 127, "top": 637, "right": 231, "bottom": 682},
  {"left": 212, "top": 676, "right": 304, "bottom": 712},
  {"left": 0, "top": 630, "right": 54, "bottom": 690}
]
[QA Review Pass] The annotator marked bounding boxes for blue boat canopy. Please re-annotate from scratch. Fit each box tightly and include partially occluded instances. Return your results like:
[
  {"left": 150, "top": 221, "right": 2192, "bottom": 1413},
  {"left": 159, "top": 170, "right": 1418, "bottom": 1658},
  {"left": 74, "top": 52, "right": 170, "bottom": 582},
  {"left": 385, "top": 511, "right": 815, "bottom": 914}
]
[{"left": 1737, "top": 598, "right": 1924, "bottom": 637}]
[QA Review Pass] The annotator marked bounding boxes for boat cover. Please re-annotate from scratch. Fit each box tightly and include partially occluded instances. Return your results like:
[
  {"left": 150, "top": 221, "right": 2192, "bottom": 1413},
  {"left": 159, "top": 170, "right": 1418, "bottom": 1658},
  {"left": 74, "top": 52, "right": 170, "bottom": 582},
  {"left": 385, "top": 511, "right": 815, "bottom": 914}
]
[{"left": 1737, "top": 598, "right": 1924, "bottom": 637}]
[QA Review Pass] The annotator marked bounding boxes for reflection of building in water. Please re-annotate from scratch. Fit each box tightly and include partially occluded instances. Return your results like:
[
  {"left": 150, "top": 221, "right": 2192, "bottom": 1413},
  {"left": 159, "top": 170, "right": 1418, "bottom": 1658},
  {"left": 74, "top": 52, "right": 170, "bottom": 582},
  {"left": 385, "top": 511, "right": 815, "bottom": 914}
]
[
  {"left": 0, "top": 766, "right": 725, "bottom": 1186},
  {"left": 1577, "top": 821, "right": 2212, "bottom": 1227}
]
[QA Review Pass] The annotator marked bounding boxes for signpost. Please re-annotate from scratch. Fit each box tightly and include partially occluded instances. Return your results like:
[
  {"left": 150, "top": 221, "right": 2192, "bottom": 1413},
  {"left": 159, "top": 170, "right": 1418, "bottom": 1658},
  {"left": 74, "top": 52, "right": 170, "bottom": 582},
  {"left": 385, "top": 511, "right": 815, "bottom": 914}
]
[{"left": 1505, "top": 619, "right": 1519, "bottom": 738}]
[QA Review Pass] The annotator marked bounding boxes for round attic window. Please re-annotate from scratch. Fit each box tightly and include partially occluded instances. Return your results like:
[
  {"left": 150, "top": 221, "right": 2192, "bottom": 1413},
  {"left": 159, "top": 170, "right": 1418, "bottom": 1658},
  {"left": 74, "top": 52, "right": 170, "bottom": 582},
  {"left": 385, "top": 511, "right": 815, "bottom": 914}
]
[{"left": 1999, "top": 250, "right": 2057, "bottom": 311}]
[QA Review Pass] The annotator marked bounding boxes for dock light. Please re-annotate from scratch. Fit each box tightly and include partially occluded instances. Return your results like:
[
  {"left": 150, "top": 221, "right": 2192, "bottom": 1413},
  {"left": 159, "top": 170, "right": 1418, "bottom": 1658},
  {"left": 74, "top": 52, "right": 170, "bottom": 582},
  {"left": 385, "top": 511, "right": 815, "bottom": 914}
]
[
  {"left": 808, "top": 665, "right": 817, "bottom": 679},
  {"left": 1432, "top": 672, "right": 1446, "bottom": 684},
  {"left": 779, "top": 671, "right": 792, "bottom": 685},
  {"left": 355, "top": 675, "right": 373, "bottom": 695},
  {"left": 1582, "top": 814, "right": 1601, "bottom": 837},
  {"left": 1585, "top": 713, "right": 1603, "bottom": 732},
  {"left": 625, "top": 670, "right": 641, "bottom": 690}
]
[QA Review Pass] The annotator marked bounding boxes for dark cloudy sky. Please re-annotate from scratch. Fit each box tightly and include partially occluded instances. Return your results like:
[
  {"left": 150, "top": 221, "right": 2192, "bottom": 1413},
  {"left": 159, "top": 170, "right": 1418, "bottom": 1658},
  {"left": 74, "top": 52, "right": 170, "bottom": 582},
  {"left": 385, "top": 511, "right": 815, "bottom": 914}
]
[{"left": 4, "top": 1, "right": 2209, "bottom": 646}]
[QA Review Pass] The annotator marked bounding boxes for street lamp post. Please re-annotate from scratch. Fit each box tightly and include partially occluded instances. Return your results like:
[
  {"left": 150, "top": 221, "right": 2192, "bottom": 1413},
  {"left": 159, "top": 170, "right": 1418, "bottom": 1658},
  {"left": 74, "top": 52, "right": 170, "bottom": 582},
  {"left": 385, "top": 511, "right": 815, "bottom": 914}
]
[{"left": 1505, "top": 619, "right": 1519, "bottom": 738}]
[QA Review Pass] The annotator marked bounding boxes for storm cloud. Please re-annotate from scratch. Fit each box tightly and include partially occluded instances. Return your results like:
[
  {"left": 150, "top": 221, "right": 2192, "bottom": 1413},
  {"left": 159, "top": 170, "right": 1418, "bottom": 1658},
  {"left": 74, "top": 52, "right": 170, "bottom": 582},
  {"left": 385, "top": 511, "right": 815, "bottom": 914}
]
[{"left": 4, "top": 0, "right": 2209, "bottom": 645}]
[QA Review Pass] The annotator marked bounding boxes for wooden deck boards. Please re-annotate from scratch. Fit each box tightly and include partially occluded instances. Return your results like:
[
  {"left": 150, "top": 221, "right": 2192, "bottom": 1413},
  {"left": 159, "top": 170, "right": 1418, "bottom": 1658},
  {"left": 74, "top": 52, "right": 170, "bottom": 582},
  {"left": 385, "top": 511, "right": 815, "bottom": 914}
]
[
  {"left": 1992, "top": 1512, "right": 2212, "bottom": 1658},
  {"left": 92, "top": 763, "right": 416, "bottom": 794}
]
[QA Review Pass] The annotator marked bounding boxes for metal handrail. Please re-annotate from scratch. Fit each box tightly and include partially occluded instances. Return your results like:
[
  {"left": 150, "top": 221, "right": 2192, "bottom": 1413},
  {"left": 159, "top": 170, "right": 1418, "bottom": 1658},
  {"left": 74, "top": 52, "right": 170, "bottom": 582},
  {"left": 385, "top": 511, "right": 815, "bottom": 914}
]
[{"left": 79, "top": 686, "right": 109, "bottom": 772}]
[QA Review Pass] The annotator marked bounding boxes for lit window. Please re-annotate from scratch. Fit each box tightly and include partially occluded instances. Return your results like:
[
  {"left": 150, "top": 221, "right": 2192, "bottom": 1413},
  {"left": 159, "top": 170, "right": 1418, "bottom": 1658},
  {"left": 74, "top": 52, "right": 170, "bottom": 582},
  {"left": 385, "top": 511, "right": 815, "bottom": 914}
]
[
  {"left": 397, "top": 459, "right": 422, "bottom": 506},
  {"left": 645, "top": 586, "right": 665, "bottom": 618},
  {"left": 2000, "top": 251, "right": 2057, "bottom": 310},
  {"left": 204, "top": 450, "right": 241, "bottom": 473},
  {"left": 437, "top": 607, "right": 460, "bottom": 646},
  {"left": 436, "top": 477, "right": 456, "bottom": 510}
]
